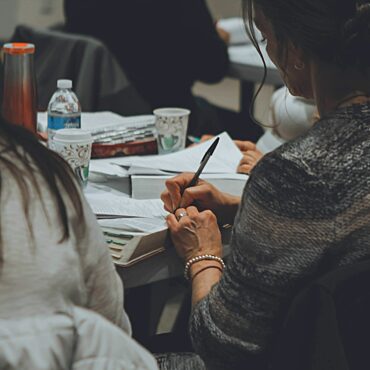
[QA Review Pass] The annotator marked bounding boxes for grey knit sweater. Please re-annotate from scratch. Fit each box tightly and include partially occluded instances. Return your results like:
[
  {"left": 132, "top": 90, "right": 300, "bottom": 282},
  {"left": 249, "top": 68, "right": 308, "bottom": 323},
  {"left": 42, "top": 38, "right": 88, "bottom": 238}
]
[{"left": 159, "top": 103, "right": 370, "bottom": 370}]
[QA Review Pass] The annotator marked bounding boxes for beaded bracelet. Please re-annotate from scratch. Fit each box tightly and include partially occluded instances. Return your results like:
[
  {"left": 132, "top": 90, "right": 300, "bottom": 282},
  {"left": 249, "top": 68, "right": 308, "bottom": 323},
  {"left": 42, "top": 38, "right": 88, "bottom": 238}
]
[{"left": 184, "top": 254, "right": 226, "bottom": 280}]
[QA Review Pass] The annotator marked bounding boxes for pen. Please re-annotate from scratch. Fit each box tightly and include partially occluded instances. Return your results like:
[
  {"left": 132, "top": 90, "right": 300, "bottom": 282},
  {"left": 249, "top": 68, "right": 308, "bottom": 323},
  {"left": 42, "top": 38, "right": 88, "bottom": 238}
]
[
  {"left": 184, "top": 137, "right": 220, "bottom": 190},
  {"left": 187, "top": 135, "right": 201, "bottom": 144}
]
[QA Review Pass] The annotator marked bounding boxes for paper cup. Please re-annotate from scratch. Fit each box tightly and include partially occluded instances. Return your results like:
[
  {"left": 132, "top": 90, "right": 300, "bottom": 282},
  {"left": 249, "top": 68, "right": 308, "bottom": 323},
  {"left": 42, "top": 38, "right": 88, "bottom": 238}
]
[
  {"left": 53, "top": 129, "right": 93, "bottom": 187},
  {"left": 153, "top": 108, "right": 190, "bottom": 154}
]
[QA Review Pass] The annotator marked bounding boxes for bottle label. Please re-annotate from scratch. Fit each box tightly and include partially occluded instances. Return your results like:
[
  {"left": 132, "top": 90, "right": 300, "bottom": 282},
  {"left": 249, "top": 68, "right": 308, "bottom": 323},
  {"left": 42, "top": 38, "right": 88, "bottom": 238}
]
[
  {"left": 48, "top": 114, "right": 81, "bottom": 130},
  {"left": 47, "top": 114, "right": 81, "bottom": 148}
]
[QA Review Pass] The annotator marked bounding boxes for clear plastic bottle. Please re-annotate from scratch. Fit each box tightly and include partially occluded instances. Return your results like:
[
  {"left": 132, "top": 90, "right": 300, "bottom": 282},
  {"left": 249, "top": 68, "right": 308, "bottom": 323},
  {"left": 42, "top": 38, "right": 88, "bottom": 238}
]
[{"left": 47, "top": 79, "right": 81, "bottom": 148}]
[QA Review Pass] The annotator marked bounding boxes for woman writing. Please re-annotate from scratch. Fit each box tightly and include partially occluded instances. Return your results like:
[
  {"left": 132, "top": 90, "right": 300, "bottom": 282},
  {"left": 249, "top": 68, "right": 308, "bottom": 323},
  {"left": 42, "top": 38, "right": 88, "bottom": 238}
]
[{"left": 159, "top": 0, "right": 370, "bottom": 369}]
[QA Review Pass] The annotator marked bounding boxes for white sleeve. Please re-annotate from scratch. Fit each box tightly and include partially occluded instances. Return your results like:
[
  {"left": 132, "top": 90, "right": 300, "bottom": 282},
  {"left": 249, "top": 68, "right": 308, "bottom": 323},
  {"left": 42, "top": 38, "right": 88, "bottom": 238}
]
[{"left": 73, "top": 194, "right": 132, "bottom": 335}]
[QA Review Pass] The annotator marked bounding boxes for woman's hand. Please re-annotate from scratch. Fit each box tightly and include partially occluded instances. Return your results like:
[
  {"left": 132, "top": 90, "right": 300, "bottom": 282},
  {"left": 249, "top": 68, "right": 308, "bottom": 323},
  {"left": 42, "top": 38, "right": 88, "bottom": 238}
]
[
  {"left": 167, "top": 206, "right": 222, "bottom": 261},
  {"left": 234, "top": 140, "right": 264, "bottom": 174},
  {"left": 216, "top": 25, "right": 231, "bottom": 44},
  {"left": 161, "top": 173, "right": 240, "bottom": 225}
]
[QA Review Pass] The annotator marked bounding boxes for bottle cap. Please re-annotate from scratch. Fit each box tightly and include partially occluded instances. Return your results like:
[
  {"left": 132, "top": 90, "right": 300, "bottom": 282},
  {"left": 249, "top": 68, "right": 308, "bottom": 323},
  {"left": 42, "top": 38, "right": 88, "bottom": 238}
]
[
  {"left": 53, "top": 129, "right": 93, "bottom": 144},
  {"left": 3, "top": 43, "right": 35, "bottom": 55},
  {"left": 57, "top": 79, "right": 73, "bottom": 89}
]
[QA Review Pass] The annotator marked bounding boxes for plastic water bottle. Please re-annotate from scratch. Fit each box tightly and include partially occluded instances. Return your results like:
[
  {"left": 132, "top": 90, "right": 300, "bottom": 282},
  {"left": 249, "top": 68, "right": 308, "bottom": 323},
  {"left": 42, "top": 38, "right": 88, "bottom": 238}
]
[{"left": 47, "top": 79, "right": 81, "bottom": 148}]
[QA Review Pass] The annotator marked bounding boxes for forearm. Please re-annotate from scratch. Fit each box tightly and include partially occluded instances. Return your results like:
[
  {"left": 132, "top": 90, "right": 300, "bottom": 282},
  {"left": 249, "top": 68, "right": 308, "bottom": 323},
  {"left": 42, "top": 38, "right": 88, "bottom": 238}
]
[{"left": 190, "top": 261, "right": 223, "bottom": 307}]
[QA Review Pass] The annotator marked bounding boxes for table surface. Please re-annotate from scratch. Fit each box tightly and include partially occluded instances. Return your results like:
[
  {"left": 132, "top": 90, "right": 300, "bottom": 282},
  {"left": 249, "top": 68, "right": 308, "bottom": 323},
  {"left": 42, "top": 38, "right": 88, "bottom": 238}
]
[{"left": 228, "top": 44, "right": 283, "bottom": 86}]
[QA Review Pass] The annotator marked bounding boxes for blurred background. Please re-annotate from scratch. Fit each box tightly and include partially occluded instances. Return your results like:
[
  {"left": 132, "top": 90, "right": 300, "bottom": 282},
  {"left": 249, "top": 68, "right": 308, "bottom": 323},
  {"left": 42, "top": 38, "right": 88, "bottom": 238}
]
[{"left": 0, "top": 0, "right": 271, "bottom": 124}]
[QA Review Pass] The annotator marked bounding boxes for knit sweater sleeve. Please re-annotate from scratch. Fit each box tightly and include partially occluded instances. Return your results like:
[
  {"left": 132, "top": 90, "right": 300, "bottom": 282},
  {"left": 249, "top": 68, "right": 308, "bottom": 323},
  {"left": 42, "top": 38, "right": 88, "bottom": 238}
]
[{"left": 189, "top": 148, "right": 336, "bottom": 370}]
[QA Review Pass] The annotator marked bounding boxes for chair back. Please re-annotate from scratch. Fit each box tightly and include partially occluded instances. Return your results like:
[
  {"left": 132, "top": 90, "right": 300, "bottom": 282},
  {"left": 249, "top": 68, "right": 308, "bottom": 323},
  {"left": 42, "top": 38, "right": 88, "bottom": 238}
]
[
  {"left": 270, "top": 259, "right": 370, "bottom": 370},
  {"left": 9, "top": 25, "right": 150, "bottom": 115}
]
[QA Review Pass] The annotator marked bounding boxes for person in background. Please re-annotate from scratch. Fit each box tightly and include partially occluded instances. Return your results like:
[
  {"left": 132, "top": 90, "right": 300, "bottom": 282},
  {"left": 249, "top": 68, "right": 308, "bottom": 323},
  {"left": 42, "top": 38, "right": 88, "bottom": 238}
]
[
  {"left": 0, "top": 117, "right": 157, "bottom": 369},
  {"left": 238, "top": 86, "right": 317, "bottom": 172},
  {"left": 158, "top": 0, "right": 370, "bottom": 368},
  {"left": 64, "top": 0, "right": 233, "bottom": 138},
  {"left": 199, "top": 86, "right": 317, "bottom": 173}
]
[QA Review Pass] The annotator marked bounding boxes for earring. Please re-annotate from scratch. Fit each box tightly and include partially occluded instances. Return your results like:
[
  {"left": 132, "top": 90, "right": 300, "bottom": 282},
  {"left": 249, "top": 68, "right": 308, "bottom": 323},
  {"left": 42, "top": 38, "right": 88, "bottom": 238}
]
[{"left": 294, "top": 62, "right": 305, "bottom": 70}]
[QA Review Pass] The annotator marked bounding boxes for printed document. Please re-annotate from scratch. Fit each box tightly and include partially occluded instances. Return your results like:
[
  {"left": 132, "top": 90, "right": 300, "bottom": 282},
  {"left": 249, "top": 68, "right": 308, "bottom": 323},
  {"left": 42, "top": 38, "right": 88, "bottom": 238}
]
[{"left": 111, "top": 132, "right": 243, "bottom": 174}]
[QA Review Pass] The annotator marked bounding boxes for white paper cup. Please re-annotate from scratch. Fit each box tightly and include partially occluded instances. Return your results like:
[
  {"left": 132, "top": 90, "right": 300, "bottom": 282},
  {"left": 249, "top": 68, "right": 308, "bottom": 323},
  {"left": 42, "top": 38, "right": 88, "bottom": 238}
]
[
  {"left": 53, "top": 129, "right": 93, "bottom": 187},
  {"left": 153, "top": 108, "right": 190, "bottom": 154}
]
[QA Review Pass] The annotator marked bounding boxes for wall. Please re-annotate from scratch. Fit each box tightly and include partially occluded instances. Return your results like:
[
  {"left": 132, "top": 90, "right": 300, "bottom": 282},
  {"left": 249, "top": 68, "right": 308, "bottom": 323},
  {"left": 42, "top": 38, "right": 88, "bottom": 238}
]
[
  {"left": 206, "top": 0, "right": 242, "bottom": 18},
  {"left": 0, "top": 0, "right": 64, "bottom": 40}
]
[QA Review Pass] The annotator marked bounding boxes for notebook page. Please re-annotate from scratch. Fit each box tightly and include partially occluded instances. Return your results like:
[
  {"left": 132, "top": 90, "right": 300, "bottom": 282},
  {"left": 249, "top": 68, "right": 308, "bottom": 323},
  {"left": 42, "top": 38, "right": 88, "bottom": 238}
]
[
  {"left": 86, "top": 193, "right": 168, "bottom": 218},
  {"left": 111, "top": 132, "right": 242, "bottom": 174}
]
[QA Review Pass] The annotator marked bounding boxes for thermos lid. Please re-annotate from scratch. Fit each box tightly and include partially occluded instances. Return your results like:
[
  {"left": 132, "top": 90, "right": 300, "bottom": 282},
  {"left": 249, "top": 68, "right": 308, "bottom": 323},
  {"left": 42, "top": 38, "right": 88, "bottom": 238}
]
[{"left": 3, "top": 43, "right": 35, "bottom": 55}]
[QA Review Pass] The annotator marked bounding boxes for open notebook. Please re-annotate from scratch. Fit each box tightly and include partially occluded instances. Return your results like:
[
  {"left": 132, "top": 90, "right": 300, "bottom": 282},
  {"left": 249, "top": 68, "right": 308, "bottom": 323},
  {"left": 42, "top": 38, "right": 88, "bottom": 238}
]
[
  {"left": 100, "top": 222, "right": 168, "bottom": 267},
  {"left": 85, "top": 192, "right": 169, "bottom": 266}
]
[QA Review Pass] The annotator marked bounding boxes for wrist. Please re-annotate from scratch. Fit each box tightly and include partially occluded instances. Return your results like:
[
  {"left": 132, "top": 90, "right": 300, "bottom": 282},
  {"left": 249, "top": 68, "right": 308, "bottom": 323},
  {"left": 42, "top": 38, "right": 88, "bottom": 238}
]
[
  {"left": 184, "top": 254, "right": 225, "bottom": 280},
  {"left": 190, "top": 262, "right": 223, "bottom": 282}
]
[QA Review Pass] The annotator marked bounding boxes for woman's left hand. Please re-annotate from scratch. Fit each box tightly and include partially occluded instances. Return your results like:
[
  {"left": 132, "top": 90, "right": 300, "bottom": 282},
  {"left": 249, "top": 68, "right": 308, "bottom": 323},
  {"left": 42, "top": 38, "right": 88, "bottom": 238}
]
[
  {"left": 235, "top": 140, "right": 264, "bottom": 174},
  {"left": 167, "top": 206, "right": 222, "bottom": 262}
]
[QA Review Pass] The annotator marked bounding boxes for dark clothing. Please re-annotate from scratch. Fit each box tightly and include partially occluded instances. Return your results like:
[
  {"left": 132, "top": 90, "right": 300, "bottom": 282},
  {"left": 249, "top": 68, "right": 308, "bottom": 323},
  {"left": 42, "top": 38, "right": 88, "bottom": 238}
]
[
  {"left": 10, "top": 25, "right": 150, "bottom": 115},
  {"left": 271, "top": 259, "right": 370, "bottom": 370},
  {"left": 64, "top": 0, "right": 230, "bottom": 136},
  {"left": 157, "top": 104, "right": 370, "bottom": 369}
]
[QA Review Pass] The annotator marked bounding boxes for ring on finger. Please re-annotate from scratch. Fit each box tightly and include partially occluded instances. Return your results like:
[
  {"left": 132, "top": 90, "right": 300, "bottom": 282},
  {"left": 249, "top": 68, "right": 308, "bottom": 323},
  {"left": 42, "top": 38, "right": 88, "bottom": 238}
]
[{"left": 176, "top": 211, "right": 188, "bottom": 221}]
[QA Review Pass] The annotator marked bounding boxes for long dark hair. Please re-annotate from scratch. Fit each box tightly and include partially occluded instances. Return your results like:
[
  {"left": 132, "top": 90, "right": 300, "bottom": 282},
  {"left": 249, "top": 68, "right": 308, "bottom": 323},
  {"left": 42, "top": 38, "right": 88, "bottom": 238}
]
[
  {"left": 0, "top": 116, "right": 84, "bottom": 262},
  {"left": 243, "top": 0, "right": 370, "bottom": 118},
  {"left": 243, "top": 0, "right": 370, "bottom": 71}
]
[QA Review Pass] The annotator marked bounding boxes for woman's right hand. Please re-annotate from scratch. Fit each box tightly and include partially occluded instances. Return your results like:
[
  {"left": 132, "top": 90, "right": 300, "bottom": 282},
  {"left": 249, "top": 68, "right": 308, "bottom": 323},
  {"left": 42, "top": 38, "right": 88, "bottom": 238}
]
[{"left": 161, "top": 173, "right": 241, "bottom": 225}]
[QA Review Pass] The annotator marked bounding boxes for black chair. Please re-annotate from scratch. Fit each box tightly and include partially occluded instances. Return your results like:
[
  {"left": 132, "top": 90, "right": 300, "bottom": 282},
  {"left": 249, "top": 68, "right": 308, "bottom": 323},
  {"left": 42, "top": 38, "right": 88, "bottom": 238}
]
[
  {"left": 270, "top": 259, "right": 370, "bottom": 370},
  {"left": 10, "top": 25, "right": 151, "bottom": 115}
]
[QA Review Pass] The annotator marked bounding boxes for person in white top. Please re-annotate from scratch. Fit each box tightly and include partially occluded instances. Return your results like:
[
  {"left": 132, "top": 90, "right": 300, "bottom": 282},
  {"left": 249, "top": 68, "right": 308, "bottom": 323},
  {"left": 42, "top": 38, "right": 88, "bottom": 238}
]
[
  {"left": 0, "top": 118, "right": 157, "bottom": 369},
  {"left": 237, "top": 86, "right": 317, "bottom": 173}
]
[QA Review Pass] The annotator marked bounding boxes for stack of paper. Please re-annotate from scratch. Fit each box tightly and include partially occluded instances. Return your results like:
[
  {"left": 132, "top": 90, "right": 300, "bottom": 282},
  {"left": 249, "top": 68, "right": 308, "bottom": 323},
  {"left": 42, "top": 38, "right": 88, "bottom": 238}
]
[
  {"left": 111, "top": 132, "right": 243, "bottom": 174},
  {"left": 84, "top": 189, "right": 168, "bottom": 267},
  {"left": 37, "top": 111, "right": 155, "bottom": 133},
  {"left": 93, "top": 132, "right": 247, "bottom": 199},
  {"left": 85, "top": 192, "right": 168, "bottom": 219}
]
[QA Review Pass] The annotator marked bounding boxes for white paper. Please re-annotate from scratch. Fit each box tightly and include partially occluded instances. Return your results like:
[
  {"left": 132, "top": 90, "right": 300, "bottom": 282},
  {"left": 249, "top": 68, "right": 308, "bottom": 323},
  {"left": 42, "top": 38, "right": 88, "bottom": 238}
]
[
  {"left": 85, "top": 193, "right": 168, "bottom": 218},
  {"left": 111, "top": 132, "right": 242, "bottom": 174},
  {"left": 98, "top": 217, "right": 167, "bottom": 233},
  {"left": 37, "top": 111, "right": 155, "bottom": 133},
  {"left": 89, "top": 158, "right": 129, "bottom": 177}
]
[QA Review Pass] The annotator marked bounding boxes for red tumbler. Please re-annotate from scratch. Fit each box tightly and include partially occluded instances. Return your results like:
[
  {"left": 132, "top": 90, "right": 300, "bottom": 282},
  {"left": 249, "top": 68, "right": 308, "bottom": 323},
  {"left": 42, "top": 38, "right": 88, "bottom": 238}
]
[{"left": 2, "top": 43, "right": 37, "bottom": 134}]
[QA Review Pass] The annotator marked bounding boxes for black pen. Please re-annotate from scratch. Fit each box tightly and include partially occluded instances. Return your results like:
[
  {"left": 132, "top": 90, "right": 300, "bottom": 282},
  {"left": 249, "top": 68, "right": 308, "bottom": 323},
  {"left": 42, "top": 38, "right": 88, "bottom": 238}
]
[
  {"left": 186, "top": 137, "right": 220, "bottom": 188},
  {"left": 174, "top": 137, "right": 219, "bottom": 212}
]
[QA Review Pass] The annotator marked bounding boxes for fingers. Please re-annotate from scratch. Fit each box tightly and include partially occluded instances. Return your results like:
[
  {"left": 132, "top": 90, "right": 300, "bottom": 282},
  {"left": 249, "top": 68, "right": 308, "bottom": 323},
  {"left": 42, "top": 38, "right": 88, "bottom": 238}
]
[
  {"left": 200, "top": 135, "right": 214, "bottom": 143},
  {"left": 186, "top": 206, "right": 199, "bottom": 218},
  {"left": 237, "top": 163, "right": 254, "bottom": 174},
  {"left": 175, "top": 208, "right": 188, "bottom": 221},
  {"left": 162, "top": 173, "right": 195, "bottom": 211},
  {"left": 161, "top": 191, "right": 173, "bottom": 212},
  {"left": 240, "top": 152, "right": 258, "bottom": 164},
  {"left": 236, "top": 148, "right": 264, "bottom": 175},
  {"left": 234, "top": 140, "right": 256, "bottom": 152},
  {"left": 179, "top": 183, "right": 211, "bottom": 208},
  {"left": 166, "top": 213, "right": 178, "bottom": 230}
]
